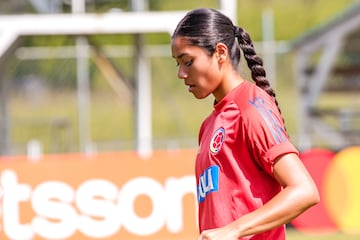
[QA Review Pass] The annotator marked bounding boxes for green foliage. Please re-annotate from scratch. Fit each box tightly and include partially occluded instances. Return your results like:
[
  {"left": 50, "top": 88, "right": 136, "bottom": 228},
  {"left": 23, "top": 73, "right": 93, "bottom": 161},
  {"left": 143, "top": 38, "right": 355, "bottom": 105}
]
[
  {"left": 235, "top": 0, "right": 356, "bottom": 40},
  {"left": 4, "top": 0, "right": 359, "bottom": 153}
]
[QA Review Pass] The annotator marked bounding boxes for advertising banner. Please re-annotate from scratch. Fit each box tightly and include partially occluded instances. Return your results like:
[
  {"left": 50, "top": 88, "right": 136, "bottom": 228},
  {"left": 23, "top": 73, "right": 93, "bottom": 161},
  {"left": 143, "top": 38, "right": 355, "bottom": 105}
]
[
  {"left": 1, "top": 147, "right": 360, "bottom": 239},
  {"left": 291, "top": 147, "right": 360, "bottom": 234},
  {"left": 0, "top": 150, "right": 198, "bottom": 240}
]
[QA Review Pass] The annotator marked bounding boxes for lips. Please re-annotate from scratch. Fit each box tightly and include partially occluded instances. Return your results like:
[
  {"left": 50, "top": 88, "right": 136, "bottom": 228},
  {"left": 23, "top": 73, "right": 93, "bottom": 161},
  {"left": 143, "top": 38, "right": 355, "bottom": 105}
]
[{"left": 187, "top": 84, "right": 195, "bottom": 92}]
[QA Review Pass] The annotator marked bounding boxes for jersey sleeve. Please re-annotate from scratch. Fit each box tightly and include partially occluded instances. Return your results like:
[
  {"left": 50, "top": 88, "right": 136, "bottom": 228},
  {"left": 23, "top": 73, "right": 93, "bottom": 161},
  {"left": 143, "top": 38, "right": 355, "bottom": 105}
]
[{"left": 240, "top": 95, "right": 299, "bottom": 176}]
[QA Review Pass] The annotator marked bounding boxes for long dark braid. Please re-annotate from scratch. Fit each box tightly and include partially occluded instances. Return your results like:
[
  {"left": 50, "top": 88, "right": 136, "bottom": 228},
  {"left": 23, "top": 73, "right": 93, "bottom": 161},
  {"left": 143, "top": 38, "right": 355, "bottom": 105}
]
[{"left": 234, "top": 26, "right": 282, "bottom": 115}]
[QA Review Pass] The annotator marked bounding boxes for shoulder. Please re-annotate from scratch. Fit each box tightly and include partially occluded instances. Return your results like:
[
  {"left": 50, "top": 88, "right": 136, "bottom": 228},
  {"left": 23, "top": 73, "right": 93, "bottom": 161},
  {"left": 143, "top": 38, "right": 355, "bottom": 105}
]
[{"left": 233, "top": 81, "right": 275, "bottom": 114}]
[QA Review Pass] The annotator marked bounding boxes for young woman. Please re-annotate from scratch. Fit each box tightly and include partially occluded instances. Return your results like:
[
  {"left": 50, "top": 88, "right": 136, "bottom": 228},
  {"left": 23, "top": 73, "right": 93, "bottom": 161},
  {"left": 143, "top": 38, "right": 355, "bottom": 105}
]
[{"left": 171, "top": 8, "right": 319, "bottom": 240}]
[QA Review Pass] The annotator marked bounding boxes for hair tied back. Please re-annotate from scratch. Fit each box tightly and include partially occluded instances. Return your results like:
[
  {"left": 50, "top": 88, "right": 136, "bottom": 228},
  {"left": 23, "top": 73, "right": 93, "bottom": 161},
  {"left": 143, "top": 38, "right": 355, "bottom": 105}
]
[{"left": 234, "top": 26, "right": 241, "bottom": 39}]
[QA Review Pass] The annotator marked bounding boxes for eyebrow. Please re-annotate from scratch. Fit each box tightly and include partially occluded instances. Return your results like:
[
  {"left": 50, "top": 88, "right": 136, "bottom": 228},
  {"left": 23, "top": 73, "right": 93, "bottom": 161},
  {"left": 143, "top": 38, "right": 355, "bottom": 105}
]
[{"left": 173, "top": 53, "right": 187, "bottom": 59}]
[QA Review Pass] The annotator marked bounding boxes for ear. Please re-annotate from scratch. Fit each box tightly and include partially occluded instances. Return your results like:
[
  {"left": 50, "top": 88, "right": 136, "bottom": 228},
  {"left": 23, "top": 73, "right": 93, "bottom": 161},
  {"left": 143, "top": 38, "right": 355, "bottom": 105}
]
[{"left": 215, "top": 43, "right": 228, "bottom": 63}]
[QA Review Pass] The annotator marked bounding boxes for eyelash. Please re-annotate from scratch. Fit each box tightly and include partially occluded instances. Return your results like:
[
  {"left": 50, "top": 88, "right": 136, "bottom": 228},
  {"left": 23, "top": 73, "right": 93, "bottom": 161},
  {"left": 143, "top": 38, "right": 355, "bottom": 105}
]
[
  {"left": 176, "top": 59, "right": 193, "bottom": 67},
  {"left": 185, "top": 60, "right": 193, "bottom": 67}
]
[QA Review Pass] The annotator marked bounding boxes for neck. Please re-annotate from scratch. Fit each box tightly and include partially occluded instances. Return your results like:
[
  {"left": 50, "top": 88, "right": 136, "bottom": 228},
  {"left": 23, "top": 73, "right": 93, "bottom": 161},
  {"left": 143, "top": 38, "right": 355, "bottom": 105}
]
[{"left": 213, "top": 71, "right": 244, "bottom": 102}]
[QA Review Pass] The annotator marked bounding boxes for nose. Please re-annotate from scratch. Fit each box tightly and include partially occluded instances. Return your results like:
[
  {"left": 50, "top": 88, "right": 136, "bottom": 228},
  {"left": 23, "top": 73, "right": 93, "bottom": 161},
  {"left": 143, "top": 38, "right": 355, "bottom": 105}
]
[{"left": 177, "top": 65, "right": 188, "bottom": 79}]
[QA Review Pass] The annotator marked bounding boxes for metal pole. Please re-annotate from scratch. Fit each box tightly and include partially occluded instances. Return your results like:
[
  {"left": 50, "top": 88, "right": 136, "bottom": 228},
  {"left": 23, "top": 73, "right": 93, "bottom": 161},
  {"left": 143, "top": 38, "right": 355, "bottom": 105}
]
[
  {"left": 0, "top": 70, "right": 10, "bottom": 155},
  {"left": 131, "top": 0, "right": 152, "bottom": 158},
  {"left": 220, "top": 0, "right": 237, "bottom": 24},
  {"left": 72, "top": 0, "right": 93, "bottom": 154},
  {"left": 0, "top": 37, "right": 21, "bottom": 156},
  {"left": 262, "top": 9, "right": 276, "bottom": 90},
  {"left": 75, "top": 37, "right": 92, "bottom": 153},
  {"left": 294, "top": 52, "right": 311, "bottom": 150}
]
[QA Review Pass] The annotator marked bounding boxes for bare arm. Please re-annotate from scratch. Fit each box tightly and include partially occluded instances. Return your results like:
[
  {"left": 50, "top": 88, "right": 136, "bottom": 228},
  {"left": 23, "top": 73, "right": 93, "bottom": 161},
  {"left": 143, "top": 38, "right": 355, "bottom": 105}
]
[{"left": 197, "top": 153, "right": 320, "bottom": 240}]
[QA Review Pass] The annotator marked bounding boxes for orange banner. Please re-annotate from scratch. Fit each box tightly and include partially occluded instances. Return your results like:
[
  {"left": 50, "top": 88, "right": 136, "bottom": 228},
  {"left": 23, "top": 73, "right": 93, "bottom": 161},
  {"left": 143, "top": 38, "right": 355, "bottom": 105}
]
[
  {"left": 0, "top": 150, "right": 198, "bottom": 240},
  {"left": 4, "top": 147, "right": 360, "bottom": 239}
]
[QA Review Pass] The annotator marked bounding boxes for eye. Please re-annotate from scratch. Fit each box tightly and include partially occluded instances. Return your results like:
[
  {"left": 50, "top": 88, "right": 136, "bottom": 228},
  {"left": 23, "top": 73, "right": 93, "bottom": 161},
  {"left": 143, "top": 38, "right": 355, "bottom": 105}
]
[
  {"left": 185, "top": 59, "right": 193, "bottom": 67},
  {"left": 174, "top": 58, "right": 193, "bottom": 67}
]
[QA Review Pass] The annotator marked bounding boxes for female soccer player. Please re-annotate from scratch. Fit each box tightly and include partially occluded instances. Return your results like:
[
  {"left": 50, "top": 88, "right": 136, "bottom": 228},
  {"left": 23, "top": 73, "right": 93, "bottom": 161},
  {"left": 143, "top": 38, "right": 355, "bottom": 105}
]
[{"left": 171, "top": 8, "right": 319, "bottom": 240}]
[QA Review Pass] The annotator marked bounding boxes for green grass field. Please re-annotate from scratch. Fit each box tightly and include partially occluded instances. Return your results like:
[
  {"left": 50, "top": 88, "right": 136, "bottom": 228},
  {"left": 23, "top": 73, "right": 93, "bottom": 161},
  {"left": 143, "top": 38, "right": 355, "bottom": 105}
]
[{"left": 287, "top": 229, "right": 360, "bottom": 240}]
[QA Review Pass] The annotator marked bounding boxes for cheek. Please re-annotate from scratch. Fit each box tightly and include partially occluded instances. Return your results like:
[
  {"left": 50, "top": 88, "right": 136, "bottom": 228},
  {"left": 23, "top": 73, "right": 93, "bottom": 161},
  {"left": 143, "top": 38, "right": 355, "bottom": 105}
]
[
  {"left": 193, "top": 74, "right": 220, "bottom": 98},
  {"left": 191, "top": 57, "right": 220, "bottom": 90},
  {"left": 194, "top": 71, "right": 212, "bottom": 88},
  {"left": 199, "top": 66, "right": 220, "bottom": 87},
  {"left": 194, "top": 60, "right": 217, "bottom": 80}
]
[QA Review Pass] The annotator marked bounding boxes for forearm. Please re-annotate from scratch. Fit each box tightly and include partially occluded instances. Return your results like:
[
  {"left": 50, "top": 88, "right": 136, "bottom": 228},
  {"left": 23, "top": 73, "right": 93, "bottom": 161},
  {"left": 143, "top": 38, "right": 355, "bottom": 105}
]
[
  {"left": 231, "top": 185, "right": 318, "bottom": 238},
  {"left": 230, "top": 153, "right": 320, "bottom": 238}
]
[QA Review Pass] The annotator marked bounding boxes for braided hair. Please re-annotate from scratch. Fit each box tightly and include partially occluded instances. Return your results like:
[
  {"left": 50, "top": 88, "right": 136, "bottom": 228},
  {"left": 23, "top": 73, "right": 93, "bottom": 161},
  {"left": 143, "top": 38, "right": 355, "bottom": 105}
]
[{"left": 172, "top": 8, "right": 282, "bottom": 115}]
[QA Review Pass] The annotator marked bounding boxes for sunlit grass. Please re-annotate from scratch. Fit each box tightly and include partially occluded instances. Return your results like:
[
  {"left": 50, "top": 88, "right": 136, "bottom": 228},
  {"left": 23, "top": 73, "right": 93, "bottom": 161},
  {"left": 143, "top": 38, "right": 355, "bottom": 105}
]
[{"left": 287, "top": 229, "right": 360, "bottom": 240}]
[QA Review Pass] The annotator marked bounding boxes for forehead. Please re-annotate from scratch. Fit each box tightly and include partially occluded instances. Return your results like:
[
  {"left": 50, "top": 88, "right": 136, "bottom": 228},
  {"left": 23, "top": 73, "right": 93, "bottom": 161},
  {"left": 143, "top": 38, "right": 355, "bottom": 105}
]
[{"left": 171, "top": 36, "right": 202, "bottom": 58}]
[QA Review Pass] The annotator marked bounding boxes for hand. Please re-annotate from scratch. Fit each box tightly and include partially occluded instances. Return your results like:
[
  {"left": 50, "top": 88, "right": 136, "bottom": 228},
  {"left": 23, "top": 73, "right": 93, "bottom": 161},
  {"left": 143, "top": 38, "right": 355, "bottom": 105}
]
[{"left": 197, "top": 226, "right": 240, "bottom": 240}]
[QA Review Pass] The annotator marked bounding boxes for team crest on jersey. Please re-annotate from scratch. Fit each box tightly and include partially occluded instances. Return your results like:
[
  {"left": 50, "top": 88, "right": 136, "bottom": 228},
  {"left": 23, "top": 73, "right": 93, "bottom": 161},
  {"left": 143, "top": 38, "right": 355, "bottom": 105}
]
[{"left": 209, "top": 127, "right": 225, "bottom": 154}]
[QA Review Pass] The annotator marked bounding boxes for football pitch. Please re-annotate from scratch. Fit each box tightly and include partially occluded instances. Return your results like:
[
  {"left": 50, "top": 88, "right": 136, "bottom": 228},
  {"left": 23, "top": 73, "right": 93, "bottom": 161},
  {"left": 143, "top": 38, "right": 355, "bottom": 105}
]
[{"left": 287, "top": 229, "right": 360, "bottom": 240}]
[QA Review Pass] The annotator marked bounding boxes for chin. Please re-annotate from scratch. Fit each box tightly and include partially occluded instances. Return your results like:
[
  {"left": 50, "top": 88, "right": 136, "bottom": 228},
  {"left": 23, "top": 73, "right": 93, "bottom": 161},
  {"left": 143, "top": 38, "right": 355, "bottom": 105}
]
[{"left": 193, "top": 93, "right": 210, "bottom": 99}]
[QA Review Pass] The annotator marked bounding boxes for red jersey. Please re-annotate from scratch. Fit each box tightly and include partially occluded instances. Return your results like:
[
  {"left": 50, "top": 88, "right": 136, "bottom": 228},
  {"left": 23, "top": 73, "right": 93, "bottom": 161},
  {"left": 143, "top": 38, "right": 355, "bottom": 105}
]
[{"left": 195, "top": 81, "right": 298, "bottom": 240}]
